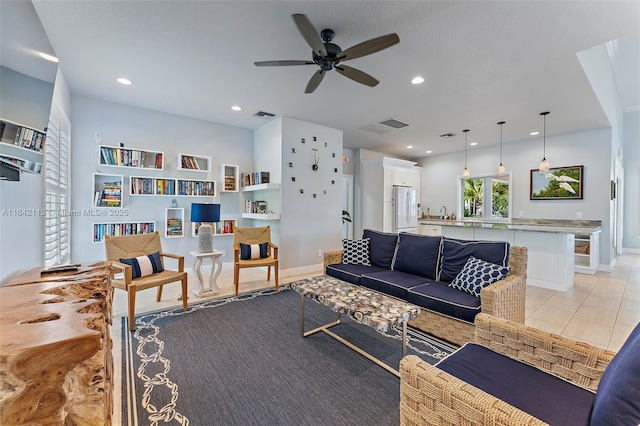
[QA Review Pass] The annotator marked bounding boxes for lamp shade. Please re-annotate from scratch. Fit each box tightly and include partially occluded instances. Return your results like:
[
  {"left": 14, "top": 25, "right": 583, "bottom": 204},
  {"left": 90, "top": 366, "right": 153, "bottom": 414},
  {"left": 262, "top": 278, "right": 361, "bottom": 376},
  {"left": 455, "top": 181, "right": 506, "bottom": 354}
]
[{"left": 191, "top": 203, "right": 220, "bottom": 223}]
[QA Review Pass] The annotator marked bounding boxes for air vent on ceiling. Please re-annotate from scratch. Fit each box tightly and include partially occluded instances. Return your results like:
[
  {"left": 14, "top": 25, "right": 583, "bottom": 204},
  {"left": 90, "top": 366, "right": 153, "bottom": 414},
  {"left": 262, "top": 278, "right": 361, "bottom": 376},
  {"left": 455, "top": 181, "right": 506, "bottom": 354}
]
[
  {"left": 360, "top": 124, "right": 392, "bottom": 134},
  {"left": 253, "top": 111, "right": 275, "bottom": 119},
  {"left": 379, "top": 118, "right": 410, "bottom": 129},
  {"left": 440, "top": 133, "right": 457, "bottom": 138}
]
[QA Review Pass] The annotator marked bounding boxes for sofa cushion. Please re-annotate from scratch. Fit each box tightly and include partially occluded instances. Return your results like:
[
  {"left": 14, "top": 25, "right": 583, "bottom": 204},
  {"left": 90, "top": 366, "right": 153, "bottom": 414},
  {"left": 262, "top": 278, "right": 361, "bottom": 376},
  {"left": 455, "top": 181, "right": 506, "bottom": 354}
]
[
  {"left": 363, "top": 229, "right": 398, "bottom": 269},
  {"left": 360, "top": 270, "right": 432, "bottom": 300},
  {"left": 438, "top": 238, "right": 510, "bottom": 283},
  {"left": 342, "top": 238, "right": 371, "bottom": 265},
  {"left": 407, "top": 282, "right": 481, "bottom": 323},
  {"left": 325, "top": 263, "right": 388, "bottom": 285},
  {"left": 449, "top": 256, "right": 510, "bottom": 297},
  {"left": 590, "top": 322, "right": 640, "bottom": 425},
  {"left": 436, "top": 343, "right": 596, "bottom": 426},
  {"left": 392, "top": 233, "right": 442, "bottom": 280}
]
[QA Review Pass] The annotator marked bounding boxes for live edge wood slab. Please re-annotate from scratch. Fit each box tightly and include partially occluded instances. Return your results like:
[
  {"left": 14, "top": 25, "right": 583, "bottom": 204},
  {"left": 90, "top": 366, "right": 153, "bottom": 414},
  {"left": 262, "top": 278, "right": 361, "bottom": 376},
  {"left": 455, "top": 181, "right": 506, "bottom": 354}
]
[{"left": 0, "top": 262, "right": 113, "bottom": 425}]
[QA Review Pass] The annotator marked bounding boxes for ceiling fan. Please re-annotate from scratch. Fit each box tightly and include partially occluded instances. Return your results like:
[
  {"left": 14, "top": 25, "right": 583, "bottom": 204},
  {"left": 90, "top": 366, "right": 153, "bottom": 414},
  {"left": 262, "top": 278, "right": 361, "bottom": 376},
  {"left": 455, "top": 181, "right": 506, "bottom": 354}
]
[{"left": 254, "top": 14, "right": 400, "bottom": 93}]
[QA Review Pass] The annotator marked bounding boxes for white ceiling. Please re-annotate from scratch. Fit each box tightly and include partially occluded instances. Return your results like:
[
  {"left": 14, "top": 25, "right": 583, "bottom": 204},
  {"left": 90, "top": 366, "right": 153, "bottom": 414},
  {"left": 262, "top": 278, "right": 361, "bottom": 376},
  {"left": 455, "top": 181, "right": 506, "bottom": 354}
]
[{"left": 14, "top": 1, "right": 640, "bottom": 158}]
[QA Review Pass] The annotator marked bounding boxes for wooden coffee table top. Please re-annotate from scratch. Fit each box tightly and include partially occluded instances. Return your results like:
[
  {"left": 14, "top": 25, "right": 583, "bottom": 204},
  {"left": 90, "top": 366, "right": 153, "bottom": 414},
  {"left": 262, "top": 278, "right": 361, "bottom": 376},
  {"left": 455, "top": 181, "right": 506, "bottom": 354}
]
[{"left": 291, "top": 275, "right": 420, "bottom": 333}]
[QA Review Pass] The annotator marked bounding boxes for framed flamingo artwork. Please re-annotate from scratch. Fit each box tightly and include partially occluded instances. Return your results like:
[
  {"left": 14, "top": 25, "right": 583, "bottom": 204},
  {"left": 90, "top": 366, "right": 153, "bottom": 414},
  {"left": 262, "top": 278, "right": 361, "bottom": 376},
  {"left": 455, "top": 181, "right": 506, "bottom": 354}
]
[{"left": 530, "top": 165, "right": 584, "bottom": 200}]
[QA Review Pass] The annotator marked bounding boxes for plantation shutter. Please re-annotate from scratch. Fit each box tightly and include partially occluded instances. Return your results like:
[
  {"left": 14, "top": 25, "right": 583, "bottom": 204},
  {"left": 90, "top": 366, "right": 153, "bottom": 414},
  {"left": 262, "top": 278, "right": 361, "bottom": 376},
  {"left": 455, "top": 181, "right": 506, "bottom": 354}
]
[{"left": 44, "top": 105, "right": 71, "bottom": 267}]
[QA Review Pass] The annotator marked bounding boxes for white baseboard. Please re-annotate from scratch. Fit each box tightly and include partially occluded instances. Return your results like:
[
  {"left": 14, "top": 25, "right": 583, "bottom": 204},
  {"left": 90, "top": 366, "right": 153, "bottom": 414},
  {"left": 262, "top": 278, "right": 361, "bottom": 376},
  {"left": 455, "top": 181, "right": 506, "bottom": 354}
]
[
  {"left": 623, "top": 247, "right": 640, "bottom": 255},
  {"left": 185, "top": 262, "right": 323, "bottom": 279}
]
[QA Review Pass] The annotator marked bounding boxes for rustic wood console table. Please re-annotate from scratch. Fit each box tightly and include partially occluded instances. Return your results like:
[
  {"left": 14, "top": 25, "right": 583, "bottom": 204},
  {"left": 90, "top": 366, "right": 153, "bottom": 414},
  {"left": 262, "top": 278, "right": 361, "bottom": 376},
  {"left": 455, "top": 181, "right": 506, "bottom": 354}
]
[{"left": 0, "top": 262, "right": 113, "bottom": 425}]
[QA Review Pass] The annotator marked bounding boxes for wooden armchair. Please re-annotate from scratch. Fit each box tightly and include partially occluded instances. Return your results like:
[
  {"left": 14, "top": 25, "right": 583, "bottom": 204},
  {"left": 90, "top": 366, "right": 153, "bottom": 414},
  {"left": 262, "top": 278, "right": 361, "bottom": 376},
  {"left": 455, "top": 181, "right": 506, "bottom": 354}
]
[
  {"left": 233, "top": 226, "right": 278, "bottom": 297},
  {"left": 104, "top": 231, "right": 188, "bottom": 331}
]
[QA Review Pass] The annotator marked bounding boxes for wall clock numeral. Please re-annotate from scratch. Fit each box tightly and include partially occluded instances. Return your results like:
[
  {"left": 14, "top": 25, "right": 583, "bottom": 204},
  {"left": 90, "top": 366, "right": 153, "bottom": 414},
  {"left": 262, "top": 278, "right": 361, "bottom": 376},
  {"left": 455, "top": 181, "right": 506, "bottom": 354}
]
[
  {"left": 301, "top": 138, "right": 305, "bottom": 143},
  {"left": 334, "top": 168, "right": 338, "bottom": 173},
  {"left": 331, "top": 180, "right": 335, "bottom": 185},
  {"left": 325, "top": 142, "right": 327, "bottom": 147},
  {"left": 332, "top": 153, "right": 335, "bottom": 158},
  {"left": 313, "top": 136, "right": 317, "bottom": 141},
  {"left": 300, "top": 189, "right": 304, "bottom": 194},
  {"left": 323, "top": 190, "right": 327, "bottom": 195},
  {"left": 291, "top": 148, "right": 296, "bottom": 154},
  {"left": 313, "top": 194, "right": 317, "bottom": 198},
  {"left": 289, "top": 162, "right": 293, "bottom": 167},
  {"left": 292, "top": 177, "right": 296, "bottom": 182}
]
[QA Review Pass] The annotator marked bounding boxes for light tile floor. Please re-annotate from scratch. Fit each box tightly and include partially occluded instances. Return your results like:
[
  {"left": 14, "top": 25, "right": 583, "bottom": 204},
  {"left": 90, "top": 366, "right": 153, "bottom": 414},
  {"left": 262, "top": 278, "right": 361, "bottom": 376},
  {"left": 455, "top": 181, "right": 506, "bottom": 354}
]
[{"left": 110, "top": 253, "right": 640, "bottom": 422}]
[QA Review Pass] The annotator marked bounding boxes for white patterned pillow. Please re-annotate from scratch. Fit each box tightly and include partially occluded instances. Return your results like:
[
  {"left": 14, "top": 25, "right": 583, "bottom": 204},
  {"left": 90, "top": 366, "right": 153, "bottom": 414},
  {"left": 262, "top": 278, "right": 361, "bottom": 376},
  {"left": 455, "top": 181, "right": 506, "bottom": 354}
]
[
  {"left": 342, "top": 238, "right": 371, "bottom": 266},
  {"left": 449, "top": 256, "right": 510, "bottom": 297}
]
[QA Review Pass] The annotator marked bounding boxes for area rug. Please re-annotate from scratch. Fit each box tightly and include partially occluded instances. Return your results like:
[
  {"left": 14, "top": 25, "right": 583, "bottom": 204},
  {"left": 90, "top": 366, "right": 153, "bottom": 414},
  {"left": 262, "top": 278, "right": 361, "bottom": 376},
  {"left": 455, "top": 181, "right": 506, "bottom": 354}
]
[{"left": 122, "top": 285, "right": 454, "bottom": 425}]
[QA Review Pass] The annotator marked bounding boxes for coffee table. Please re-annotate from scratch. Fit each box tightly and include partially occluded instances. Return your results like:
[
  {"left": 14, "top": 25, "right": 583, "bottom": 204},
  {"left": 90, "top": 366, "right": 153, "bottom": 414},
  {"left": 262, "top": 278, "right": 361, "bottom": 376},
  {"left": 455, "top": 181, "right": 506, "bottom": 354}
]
[{"left": 291, "top": 275, "right": 420, "bottom": 377}]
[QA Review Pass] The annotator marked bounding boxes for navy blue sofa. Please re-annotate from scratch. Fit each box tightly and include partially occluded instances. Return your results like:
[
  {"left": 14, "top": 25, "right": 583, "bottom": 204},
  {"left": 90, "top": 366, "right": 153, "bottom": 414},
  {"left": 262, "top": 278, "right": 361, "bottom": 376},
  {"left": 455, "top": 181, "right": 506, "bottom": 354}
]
[
  {"left": 400, "top": 313, "right": 640, "bottom": 426},
  {"left": 324, "top": 229, "right": 528, "bottom": 346}
]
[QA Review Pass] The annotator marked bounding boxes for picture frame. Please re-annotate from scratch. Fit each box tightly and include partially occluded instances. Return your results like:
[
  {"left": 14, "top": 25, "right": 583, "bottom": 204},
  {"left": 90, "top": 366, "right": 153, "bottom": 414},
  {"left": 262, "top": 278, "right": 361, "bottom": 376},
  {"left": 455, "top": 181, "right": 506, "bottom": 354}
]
[{"left": 530, "top": 165, "right": 584, "bottom": 200}]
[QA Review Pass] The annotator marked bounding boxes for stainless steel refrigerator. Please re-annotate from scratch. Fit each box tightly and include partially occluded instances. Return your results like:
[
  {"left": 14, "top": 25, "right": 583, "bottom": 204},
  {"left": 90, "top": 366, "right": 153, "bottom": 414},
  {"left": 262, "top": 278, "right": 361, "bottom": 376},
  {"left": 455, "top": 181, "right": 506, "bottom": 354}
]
[{"left": 392, "top": 185, "right": 418, "bottom": 233}]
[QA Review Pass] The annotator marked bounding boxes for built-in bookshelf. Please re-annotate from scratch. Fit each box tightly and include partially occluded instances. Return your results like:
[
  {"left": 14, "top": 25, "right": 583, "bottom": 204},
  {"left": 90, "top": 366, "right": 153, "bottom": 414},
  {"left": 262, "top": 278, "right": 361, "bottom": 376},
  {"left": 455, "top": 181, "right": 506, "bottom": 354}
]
[
  {"left": 92, "top": 221, "right": 155, "bottom": 243},
  {"left": 221, "top": 164, "right": 240, "bottom": 192},
  {"left": 93, "top": 173, "right": 123, "bottom": 208},
  {"left": 241, "top": 171, "right": 270, "bottom": 188},
  {"left": 241, "top": 183, "right": 280, "bottom": 192},
  {"left": 130, "top": 176, "right": 176, "bottom": 196},
  {"left": 98, "top": 144, "right": 164, "bottom": 170},
  {"left": 177, "top": 153, "right": 211, "bottom": 172},
  {"left": 0, "top": 118, "right": 45, "bottom": 174},
  {"left": 241, "top": 182, "right": 281, "bottom": 220},
  {"left": 192, "top": 219, "right": 237, "bottom": 237},
  {"left": 165, "top": 208, "right": 184, "bottom": 238},
  {"left": 176, "top": 179, "right": 216, "bottom": 197}
]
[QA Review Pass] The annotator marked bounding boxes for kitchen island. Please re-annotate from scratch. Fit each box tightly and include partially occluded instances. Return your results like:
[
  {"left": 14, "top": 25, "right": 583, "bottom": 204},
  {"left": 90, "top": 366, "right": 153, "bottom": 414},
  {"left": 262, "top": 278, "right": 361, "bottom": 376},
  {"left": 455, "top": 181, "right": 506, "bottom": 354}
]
[{"left": 417, "top": 218, "right": 601, "bottom": 291}]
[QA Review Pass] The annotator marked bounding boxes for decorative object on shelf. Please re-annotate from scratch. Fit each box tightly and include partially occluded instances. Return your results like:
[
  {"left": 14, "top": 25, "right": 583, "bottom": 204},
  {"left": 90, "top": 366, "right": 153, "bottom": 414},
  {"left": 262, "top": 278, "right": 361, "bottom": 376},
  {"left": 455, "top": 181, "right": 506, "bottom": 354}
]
[
  {"left": 172, "top": 199, "right": 177, "bottom": 208},
  {"left": 462, "top": 129, "right": 470, "bottom": 179},
  {"left": 191, "top": 203, "right": 220, "bottom": 253},
  {"left": 530, "top": 165, "right": 584, "bottom": 200},
  {"left": 538, "top": 111, "right": 550, "bottom": 173},
  {"left": 497, "top": 121, "right": 506, "bottom": 177}
]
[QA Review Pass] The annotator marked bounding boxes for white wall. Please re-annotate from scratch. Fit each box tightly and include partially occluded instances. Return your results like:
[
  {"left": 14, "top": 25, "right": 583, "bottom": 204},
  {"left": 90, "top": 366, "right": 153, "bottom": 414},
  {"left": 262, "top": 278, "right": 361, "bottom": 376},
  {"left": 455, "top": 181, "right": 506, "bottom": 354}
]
[
  {"left": 0, "top": 66, "right": 54, "bottom": 130},
  {"left": 418, "top": 128, "right": 614, "bottom": 267},
  {"left": 70, "top": 95, "right": 254, "bottom": 264},
  {"left": 623, "top": 110, "right": 640, "bottom": 252}
]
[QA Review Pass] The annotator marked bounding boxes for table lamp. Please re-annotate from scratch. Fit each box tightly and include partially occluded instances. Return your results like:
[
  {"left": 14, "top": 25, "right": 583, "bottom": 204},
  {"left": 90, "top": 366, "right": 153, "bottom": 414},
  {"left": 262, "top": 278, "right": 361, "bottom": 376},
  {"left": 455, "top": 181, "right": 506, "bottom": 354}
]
[{"left": 191, "top": 203, "right": 220, "bottom": 253}]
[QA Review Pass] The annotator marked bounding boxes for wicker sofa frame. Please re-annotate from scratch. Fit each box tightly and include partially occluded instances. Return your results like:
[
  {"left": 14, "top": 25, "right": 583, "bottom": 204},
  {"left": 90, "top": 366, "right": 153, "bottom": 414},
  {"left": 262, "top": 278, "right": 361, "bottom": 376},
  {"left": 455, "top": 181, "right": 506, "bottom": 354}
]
[
  {"left": 399, "top": 313, "right": 616, "bottom": 425},
  {"left": 324, "top": 246, "right": 527, "bottom": 347}
]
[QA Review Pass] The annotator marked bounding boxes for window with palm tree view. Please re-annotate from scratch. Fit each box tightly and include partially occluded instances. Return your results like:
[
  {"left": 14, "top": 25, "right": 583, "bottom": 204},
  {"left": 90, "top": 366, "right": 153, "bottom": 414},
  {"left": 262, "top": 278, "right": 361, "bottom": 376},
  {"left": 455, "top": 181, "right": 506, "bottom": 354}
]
[{"left": 461, "top": 174, "right": 511, "bottom": 220}]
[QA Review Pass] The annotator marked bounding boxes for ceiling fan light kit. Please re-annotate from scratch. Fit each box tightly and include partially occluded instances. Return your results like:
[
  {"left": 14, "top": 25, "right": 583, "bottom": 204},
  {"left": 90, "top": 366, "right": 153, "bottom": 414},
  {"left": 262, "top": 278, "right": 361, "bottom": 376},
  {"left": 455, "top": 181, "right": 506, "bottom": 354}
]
[
  {"left": 497, "top": 121, "right": 506, "bottom": 177},
  {"left": 254, "top": 13, "right": 400, "bottom": 93}
]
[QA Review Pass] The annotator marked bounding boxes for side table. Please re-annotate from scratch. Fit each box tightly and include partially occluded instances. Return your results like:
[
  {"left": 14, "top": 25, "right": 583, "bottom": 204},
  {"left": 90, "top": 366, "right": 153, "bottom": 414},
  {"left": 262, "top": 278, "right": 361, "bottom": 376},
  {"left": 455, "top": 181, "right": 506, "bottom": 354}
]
[{"left": 190, "top": 250, "right": 223, "bottom": 297}]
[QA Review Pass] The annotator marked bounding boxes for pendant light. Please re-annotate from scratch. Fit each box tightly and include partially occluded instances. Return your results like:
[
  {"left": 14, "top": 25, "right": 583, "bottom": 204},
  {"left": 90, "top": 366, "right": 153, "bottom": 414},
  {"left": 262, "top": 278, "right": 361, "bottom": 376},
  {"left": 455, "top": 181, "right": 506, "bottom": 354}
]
[
  {"left": 462, "top": 129, "right": 470, "bottom": 179},
  {"left": 538, "top": 111, "right": 550, "bottom": 173},
  {"left": 497, "top": 121, "right": 506, "bottom": 177}
]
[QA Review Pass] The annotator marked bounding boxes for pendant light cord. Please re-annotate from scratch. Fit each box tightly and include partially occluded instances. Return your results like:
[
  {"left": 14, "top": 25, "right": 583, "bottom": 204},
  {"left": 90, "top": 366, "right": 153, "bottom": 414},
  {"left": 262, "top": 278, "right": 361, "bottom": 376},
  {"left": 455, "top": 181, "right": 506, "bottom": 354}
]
[
  {"left": 498, "top": 121, "right": 505, "bottom": 164},
  {"left": 541, "top": 111, "right": 549, "bottom": 160}
]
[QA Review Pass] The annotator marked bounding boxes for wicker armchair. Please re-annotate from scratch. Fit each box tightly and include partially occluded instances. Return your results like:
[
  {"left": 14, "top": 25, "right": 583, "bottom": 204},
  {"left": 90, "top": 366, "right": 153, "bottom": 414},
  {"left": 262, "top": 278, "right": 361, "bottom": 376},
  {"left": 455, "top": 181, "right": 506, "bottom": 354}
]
[
  {"left": 104, "top": 231, "right": 188, "bottom": 331},
  {"left": 233, "top": 226, "right": 278, "bottom": 297},
  {"left": 399, "top": 313, "right": 618, "bottom": 425},
  {"left": 324, "top": 246, "right": 528, "bottom": 346}
]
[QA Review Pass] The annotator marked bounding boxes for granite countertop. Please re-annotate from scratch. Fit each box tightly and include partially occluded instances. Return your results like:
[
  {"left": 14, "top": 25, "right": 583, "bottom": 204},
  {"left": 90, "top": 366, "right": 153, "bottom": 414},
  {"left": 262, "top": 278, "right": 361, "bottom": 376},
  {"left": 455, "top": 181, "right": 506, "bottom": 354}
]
[{"left": 417, "top": 218, "right": 602, "bottom": 234}]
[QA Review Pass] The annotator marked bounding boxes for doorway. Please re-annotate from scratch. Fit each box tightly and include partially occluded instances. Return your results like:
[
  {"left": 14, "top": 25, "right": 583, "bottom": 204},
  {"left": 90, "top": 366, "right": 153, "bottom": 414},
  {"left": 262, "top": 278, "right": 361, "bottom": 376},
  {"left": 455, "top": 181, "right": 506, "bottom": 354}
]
[{"left": 342, "top": 175, "right": 354, "bottom": 239}]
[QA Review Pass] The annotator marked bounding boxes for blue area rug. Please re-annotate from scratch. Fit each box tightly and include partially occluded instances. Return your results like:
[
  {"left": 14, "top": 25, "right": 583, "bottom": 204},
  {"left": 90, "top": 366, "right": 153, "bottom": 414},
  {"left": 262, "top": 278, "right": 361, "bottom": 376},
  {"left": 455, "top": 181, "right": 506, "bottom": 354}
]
[{"left": 122, "top": 285, "right": 454, "bottom": 425}]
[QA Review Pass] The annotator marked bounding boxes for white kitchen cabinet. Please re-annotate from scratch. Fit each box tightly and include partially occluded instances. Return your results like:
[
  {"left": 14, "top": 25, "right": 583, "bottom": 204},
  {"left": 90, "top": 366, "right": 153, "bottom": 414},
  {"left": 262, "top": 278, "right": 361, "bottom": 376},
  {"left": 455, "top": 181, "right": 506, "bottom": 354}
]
[
  {"left": 418, "top": 224, "right": 442, "bottom": 236},
  {"left": 361, "top": 157, "right": 422, "bottom": 234},
  {"left": 574, "top": 230, "right": 600, "bottom": 275}
]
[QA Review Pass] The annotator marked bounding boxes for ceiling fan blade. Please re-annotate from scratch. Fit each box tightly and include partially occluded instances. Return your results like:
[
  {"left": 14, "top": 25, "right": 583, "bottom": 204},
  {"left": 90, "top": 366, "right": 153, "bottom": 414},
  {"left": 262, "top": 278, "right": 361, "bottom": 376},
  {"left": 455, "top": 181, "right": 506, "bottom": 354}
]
[
  {"left": 337, "top": 33, "right": 400, "bottom": 61},
  {"left": 335, "top": 65, "right": 379, "bottom": 87},
  {"left": 254, "top": 60, "right": 315, "bottom": 66},
  {"left": 292, "top": 14, "right": 327, "bottom": 57},
  {"left": 305, "top": 70, "right": 325, "bottom": 94}
]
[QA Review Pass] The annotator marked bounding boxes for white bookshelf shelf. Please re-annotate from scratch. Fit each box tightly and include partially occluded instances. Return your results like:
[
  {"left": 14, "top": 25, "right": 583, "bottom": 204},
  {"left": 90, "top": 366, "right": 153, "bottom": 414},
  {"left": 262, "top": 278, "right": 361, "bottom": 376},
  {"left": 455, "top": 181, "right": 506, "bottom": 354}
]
[
  {"left": 241, "top": 213, "right": 280, "bottom": 220},
  {"left": 241, "top": 183, "right": 280, "bottom": 192},
  {"left": 177, "top": 153, "right": 211, "bottom": 172}
]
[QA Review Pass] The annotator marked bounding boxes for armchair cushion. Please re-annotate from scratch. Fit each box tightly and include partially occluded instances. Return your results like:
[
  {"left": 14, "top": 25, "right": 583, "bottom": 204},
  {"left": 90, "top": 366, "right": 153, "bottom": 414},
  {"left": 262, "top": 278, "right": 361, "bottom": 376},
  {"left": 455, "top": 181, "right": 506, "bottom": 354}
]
[
  {"left": 449, "top": 256, "right": 510, "bottom": 297},
  {"left": 239, "top": 242, "right": 269, "bottom": 260},
  {"left": 119, "top": 251, "right": 164, "bottom": 279},
  {"left": 590, "top": 321, "right": 640, "bottom": 425},
  {"left": 436, "top": 342, "right": 596, "bottom": 425},
  {"left": 341, "top": 238, "right": 371, "bottom": 265}
]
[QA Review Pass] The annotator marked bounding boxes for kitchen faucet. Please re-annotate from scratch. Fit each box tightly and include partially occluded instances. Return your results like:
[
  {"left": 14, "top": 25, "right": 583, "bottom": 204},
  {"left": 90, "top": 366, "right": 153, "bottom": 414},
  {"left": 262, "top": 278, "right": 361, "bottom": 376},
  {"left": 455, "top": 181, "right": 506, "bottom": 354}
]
[{"left": 440, "top": 205, "right": 447, "bottom": 219}]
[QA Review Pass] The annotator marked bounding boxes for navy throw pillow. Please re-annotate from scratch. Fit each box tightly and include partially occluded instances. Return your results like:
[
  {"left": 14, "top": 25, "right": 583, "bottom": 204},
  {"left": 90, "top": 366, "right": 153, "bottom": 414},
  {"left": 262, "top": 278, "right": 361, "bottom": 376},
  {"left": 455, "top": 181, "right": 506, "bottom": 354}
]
[
  {"left": 119, "top": 251, "right": 164, "bottom": 279},
  {"left": 439, "top": 238, "right": 510, "bottom": 283},
  {"left": 363, "top": 229, "right": 398, "bottom": 269},
  {"left": 590, "top": 322, "right": 640, "bottom": 425},
  {"left": 392, "top": 233, "right": 442, "bottom": 279},
  {"left": 240, "top": 242, "right": 269, "bottom": 260},
  {"left": 449, "top": 256, "right": 510, "bottom": 297}
]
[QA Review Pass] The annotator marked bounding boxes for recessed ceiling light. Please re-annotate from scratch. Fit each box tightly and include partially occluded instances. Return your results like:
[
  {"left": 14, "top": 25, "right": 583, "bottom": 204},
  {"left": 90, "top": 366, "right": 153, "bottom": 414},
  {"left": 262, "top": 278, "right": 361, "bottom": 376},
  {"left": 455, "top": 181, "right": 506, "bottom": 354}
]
[
  {"left": 39, "top": 52, "right": 58, "bottom": 63},
  {"left": 411, "top": 76, "right": 424, "bottom": 85},
  {"left": 470, "top": 142, "right": 478, "bottom": 146},
  {"left": 117, "top": 77, "right": 132, "bottom": 85},
  {"left": 530, "top": 131, "right": 540, "bottom": 136},
  {"left": 426, "top": 150, "right": 432, "bottom": 154},
  {"left": 407, "top": 145, "right": 413, "bottom": 149},
  {"left": 231, "top": 105, "right": 242, "bottom": 111}
]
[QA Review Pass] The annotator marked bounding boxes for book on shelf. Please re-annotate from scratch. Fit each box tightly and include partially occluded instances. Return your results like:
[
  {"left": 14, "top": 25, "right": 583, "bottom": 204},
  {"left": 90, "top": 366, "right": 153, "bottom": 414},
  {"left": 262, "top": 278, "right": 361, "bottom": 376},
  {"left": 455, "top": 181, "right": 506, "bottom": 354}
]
[
  {"left": 181, "top": 155, "right": 200, "bottom": 170},
  {"left": 0, "top": 122, "right": 5, "bottom": 140},
  {"left": 166, "top": 218, "right": 183, "bottom": 236},
  {"left": 155, "top": 153, "right": 163, "bottom": 169},
  {"left": 224, "top": 175, "right": 236, "bottom": 190},
  {"left": 241, "top": 171, "right": 270, "bottom": 187}
]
